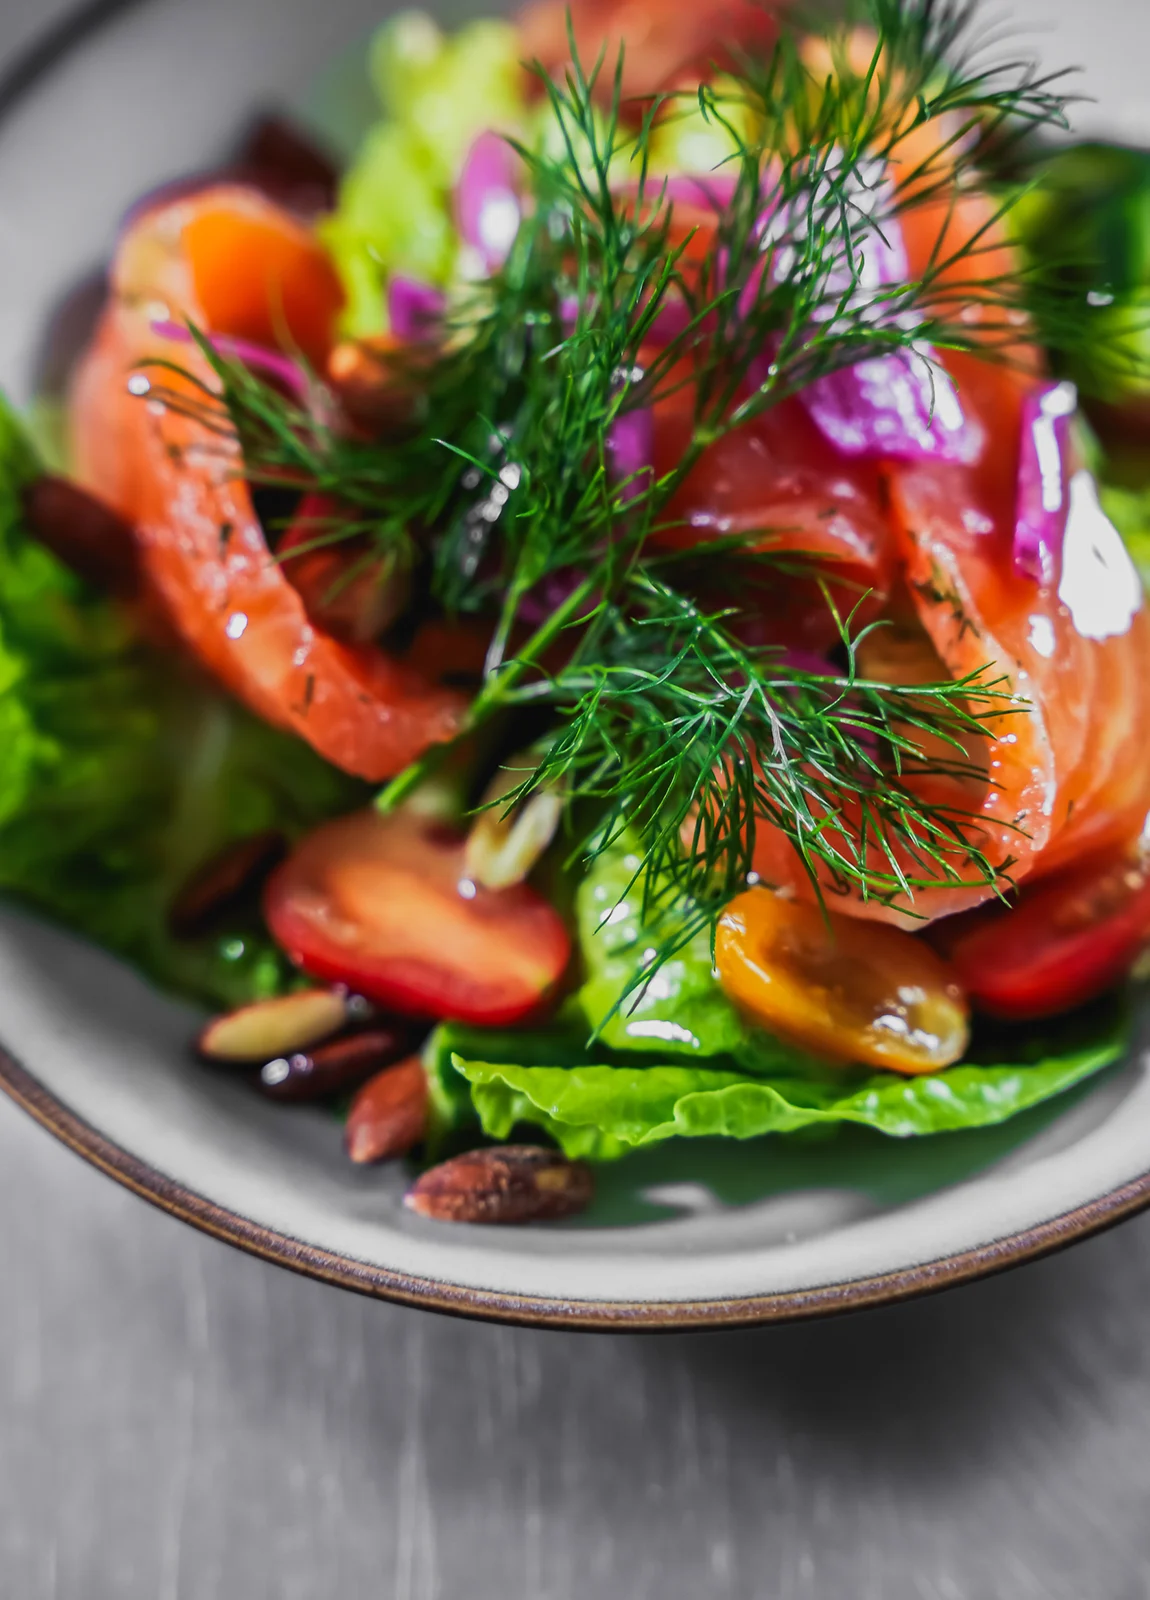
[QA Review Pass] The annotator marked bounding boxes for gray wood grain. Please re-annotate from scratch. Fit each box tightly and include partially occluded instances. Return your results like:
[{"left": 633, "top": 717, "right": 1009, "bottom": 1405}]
[
  {"left": 4, "top": 1086, "right": 1150, "bottom": 1600},
  {"left": 4, "top": 0, "right": 1150, "bottom": 1594}
]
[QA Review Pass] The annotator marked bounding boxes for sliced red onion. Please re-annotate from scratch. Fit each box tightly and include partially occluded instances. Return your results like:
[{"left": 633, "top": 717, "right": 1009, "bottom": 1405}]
[
  {"left": 1014, "top": 380, "right": 1078, "bottom": 585},
  {"left": 800, "top": 345, "right": 981, "bottom": 463},
  {"left": 607, "top": 407, "right": 653, "bottom": 502},
  {"left": 456, "top": 132, "right": 521, "bottom": 272},
  {"left": 387, "top": 275, "right": 446, "bottom": 342},
  {"left": 743, "top": 159, "right": 979, "bottom": 463},
  {"left": 791, "top": 196, "right": 979, "bottom": 463},
  {"left": 149, "top": 318, "right": 309, "bottom": 403}
]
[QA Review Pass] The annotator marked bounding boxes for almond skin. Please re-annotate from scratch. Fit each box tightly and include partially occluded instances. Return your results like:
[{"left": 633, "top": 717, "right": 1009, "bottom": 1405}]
[
  {"left": 23, "top": 475, "right": 141, "bottom": 596},
  {"left": 345, "top": 1056, "right": 429, "bottom": 1164},
  {"left": 169, "top": 829, "right": 287, "bottom": 939},
  {"left": 257, "top": 1025, "right": 414, "bottom": 1103},
  {"left": 198, "top": 988, "right": 349, "bottom": 1064},
  {"left": 404, "top": 1145, "right": 593, "bottom": 1224}
]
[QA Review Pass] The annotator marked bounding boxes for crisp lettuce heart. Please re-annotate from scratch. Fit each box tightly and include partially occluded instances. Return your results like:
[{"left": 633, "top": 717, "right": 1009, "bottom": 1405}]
[{"left": 574, "top": 836, "right": 824, "bottom": 1074}]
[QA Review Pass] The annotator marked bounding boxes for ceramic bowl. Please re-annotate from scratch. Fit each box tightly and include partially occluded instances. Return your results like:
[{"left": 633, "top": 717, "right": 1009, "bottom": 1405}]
[{"left": 1, "top": 0, "right": 1148, "bottom": 1328}]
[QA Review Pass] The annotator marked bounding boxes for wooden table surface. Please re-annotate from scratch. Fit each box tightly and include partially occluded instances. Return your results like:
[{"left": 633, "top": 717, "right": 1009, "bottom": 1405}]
[
  {"left": 2, "top": 0, "right": 1150, "bottom": 1594},
  {"left": 5, "top": 1085, "right": 1150, "bottom": 1599}
]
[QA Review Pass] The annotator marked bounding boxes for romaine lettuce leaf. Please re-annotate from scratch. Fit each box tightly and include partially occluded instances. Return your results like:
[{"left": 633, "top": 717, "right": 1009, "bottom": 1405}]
[
  {"left": 428, "top": 835, "right": 1131, "bottom": 1159},
  {"left": 438, "top": 1003, "right": 1129, "bottom": 1161},
  {"left": 574, "top": 837, "right": 821, "bottom": 1074},
  {"left": 0, "top": 396, "right": 363, "bottom": 1009}
]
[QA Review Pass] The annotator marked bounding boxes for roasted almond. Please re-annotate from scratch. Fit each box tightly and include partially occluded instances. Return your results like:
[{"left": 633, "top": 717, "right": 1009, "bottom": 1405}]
[
  {"left": 404, "top": 1145, "right": 593, "bottom": 1224},
  {"left": 345, "top": 1056, "right": 429, "bottom": 1163},
  {"left": 198, "top": 988, "right": 349, "bottom": 1063},
  {"left": 23, "top": 475, "right": 141, "bottom": 596},
  {"left": 257, "top": 1024, "right": 414, "bottom": 1103},
  {"left": 168, "top": 829, "right": 287, "bottom": 939}
]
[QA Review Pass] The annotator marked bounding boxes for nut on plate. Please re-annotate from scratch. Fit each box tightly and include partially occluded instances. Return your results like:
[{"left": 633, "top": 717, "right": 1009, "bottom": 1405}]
[
  {"left": 464, "top": 758, "right": 562, "bottom": 890},
  {"left": 198, "top": 988, "right": 351, "bottom": 1064},
  {"left": 345, "top": 1056, "right": 429, "bottom": 1163},
  {"left": 258, "top": 1024, "right": 414, "bottom": 1102},
  {"left": 405, "top": 1145, "right": 594, "bottom": 1224}
]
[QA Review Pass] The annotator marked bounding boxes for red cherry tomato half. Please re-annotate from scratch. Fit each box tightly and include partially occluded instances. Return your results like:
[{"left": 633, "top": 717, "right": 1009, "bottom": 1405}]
[
  {"left": 263, "top": 809, "right": 571, "bottom": 1025},
  {"left": 940, "top": 849, "right": 1150, "bottom": 1021}
]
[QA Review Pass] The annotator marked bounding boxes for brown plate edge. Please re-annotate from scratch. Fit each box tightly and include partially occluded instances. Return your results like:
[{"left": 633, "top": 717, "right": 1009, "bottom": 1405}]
[{"left": 3, "top": 1040, "right": 1150, "bottom": 1331}]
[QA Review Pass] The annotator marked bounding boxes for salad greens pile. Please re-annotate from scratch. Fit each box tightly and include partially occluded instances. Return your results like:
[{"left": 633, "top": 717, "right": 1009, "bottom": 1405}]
[{"left": 0, "top": 398, "right": 362, "bottom": 1010}]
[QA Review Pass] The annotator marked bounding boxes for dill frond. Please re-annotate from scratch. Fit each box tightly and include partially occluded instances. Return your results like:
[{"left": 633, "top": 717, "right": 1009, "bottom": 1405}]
[{"left": 146, "top": 0, "right": 1084, "bottom": 975}]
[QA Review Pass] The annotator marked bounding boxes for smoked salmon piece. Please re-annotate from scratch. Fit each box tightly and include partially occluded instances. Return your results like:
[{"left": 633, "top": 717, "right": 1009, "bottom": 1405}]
[
  {"left": 70, "top": 186, "right": 463, "bottom": 781},
  {"left": 750, "top": 351, "right": 1150, "bottom": 924},
  {"left": 743, "top": 181, "right": 1150, "bottom": 925},
  {"left": 653, "top": 389, "right": 897, "bottom": 652}
]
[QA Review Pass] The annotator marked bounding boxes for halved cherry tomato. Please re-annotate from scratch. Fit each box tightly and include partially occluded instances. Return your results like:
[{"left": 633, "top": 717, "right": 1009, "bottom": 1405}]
[
  {"left": 715, "top": 888, "right": 969, "bottom": 1073},
  {"left": 938, "top": 848, "right": 1150, "bottom": 1021},
  {"left": 263, "top": 809, "right": 571, "bottom": 1025}
]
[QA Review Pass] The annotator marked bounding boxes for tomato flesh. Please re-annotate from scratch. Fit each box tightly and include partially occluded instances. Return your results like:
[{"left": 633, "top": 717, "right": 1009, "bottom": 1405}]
[
  {"left": 715, "top": 889, "right": 969, "bottom": 1074},
  {"left": 939, "top": 849, "right": 1150, "bottom": 1021},
  {"left": 263, "top": 809, "right": 571, "bottom": 1025}
]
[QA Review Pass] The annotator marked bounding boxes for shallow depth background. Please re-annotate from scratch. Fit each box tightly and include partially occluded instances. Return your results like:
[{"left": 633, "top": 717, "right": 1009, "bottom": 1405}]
[{"left": 4, "top": 0, "right": 1150, "bottom": 1595}]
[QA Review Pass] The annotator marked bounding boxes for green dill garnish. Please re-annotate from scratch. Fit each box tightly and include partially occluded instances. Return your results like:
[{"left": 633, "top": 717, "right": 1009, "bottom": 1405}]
[{"left": 141, "top": 0, "right": 1086, "bottom": 980}]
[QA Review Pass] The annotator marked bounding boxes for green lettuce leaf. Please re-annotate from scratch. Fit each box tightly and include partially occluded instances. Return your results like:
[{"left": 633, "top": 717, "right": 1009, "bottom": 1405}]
[
  {"left": 429, "top": 834, "right": 1131, "bottom": 1159},
  {"left": 0, "top": 396, "right": 363, "bottom": 1008},
  {"left": 574, "top": 837, "right": 820, "bottom": 1074},
  {"left": 441, "top": 1002, "right": 1129, "bottom": 1161}
]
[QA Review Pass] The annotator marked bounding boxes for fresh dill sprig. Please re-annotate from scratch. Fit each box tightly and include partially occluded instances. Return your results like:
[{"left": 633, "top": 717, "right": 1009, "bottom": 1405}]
[{"left": 146, "top": 0, "right": 1084, "bottom": 982}]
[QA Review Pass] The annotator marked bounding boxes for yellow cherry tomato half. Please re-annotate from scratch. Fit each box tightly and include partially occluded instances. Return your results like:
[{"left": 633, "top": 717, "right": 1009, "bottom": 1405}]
[{"left": 715, "top": 890, "right": 969, "bottom": 1075}]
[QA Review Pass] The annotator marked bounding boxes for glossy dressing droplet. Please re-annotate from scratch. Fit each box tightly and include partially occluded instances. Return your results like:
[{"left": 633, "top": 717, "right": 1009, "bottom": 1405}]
[{"left": 1058, "top": 471, "right": 1142, "bottom": 641}]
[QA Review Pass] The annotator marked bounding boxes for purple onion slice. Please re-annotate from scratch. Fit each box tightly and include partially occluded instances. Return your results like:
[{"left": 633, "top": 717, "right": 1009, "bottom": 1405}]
[
  {"left": 791, "top": 200, "right": 980, "bottom": 463},
  {"left": 800, "top": 345, "right": 980, "bottom": 463},
  {"left": 1014, "top": 379, "right": 1078, "bottom": 585},
  {"left": 456, "top": 131, "right": 521, "bottom": 272},
  {"left": 386, "top": 276, "right": 446, "bottom": 342},
  {"left": 149, "top": 318, "right": 310, "bottom": 403},
  {"left": 607, "top": 405, "right": 653, "bottom": 503}
]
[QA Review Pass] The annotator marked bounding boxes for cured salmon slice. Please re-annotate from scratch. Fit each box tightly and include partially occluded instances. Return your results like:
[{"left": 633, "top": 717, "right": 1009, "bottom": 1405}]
[
  {"left": 70, "top": 186, "right": 463, "bottom": 781},
  {"left": 750, "top": 350, "right": 1150, "bottom": 924}
]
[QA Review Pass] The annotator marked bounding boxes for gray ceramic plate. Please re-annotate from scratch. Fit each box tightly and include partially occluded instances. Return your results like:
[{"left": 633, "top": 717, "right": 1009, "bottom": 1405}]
[{"left": 1, "top": 0, "right": 1149, "bottom": 1330}]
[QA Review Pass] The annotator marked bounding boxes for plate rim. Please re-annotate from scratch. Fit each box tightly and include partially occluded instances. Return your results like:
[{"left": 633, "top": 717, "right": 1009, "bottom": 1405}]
[
  {"left": 4, "top": 1039, "right": 1150, "bottom": 1329},
  {"left": 6, "top": 0, "right": 1150, "bottom": 1332}
]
